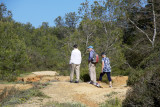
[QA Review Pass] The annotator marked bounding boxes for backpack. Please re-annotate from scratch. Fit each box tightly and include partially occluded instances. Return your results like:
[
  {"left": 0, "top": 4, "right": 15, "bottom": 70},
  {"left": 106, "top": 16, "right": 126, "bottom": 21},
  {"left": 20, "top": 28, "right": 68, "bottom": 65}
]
[{"left": 92, "top": 52, "right": 99, "bottom": 63}]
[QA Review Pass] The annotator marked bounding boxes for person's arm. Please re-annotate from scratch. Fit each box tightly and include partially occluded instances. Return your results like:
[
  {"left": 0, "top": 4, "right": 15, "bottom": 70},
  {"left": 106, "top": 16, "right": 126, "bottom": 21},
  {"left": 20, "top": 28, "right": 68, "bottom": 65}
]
[
  {"left": 88, "top": 51, "right": 94, "bottom": 62},
  {"left": 69, "top": 51, "right": 73, "bottom": 64},
  {"left": 102, "top": 60, "right": 104, "bottom": 73},
  {"left": 80, "top": 51, "right": 82, "bottom": 64}
]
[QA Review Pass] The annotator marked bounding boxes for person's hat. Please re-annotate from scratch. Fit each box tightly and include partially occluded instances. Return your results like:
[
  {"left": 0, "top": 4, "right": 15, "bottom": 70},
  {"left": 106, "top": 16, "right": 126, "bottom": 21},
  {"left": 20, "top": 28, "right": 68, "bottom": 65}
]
[
  {"left": 101, "top": 52, "right": 105, "bottom": 56},
  {"left": 87, "top": 46, "right": 93, "bottom": 49}
]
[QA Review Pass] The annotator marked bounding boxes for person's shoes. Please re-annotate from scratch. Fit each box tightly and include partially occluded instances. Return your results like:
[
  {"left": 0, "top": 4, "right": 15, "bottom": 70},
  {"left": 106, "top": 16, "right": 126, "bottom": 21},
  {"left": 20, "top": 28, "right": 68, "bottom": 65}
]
[
  {"left": 75, "top": 81, "right": 79, "bottom": 83},
  {"left": 95, "top": 83, "right": 102, "bottom": 88},
  {"left": 109, "top": 85, "right": 112, "bottom": 88},
  {"left": 87, "top": 81, "right": 93, "bottom": 84},
  {"left": 70, "top": 81, "right": 73, "bottom": 83}
]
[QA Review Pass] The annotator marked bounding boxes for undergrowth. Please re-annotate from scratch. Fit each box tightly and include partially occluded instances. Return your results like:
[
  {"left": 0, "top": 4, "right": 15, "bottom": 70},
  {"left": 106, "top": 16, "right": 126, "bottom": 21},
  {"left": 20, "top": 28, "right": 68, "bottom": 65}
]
[{"left": 0, "top": 82, "right": 50, "bottom": 107}]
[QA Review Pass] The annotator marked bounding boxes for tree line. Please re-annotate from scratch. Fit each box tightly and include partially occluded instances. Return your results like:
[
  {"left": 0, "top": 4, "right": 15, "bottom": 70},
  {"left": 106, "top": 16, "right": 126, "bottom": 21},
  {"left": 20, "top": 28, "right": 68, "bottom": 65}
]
[{"left": 0, "top": 0, "right": 159, "bottom": 80}]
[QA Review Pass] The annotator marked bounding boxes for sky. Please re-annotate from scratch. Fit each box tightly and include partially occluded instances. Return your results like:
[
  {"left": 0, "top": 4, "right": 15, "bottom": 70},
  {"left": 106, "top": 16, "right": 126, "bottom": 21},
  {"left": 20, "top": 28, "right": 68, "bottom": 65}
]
[{"left": 0, "top": 0, "right": 90, "bottom": 28}]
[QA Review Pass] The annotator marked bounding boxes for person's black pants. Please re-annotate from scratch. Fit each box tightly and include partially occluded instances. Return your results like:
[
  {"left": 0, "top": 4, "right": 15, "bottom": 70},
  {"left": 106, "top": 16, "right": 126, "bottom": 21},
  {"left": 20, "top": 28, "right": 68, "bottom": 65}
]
[{"left": 99, "top": 72, "right": 112, "bottom": 82}]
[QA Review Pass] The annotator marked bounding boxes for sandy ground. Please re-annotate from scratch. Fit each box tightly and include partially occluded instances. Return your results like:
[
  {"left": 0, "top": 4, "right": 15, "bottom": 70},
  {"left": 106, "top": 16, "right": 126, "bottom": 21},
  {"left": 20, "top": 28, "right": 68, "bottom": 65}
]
[{"left": 0, "top": 71, "right": 129, "bottom": 107}]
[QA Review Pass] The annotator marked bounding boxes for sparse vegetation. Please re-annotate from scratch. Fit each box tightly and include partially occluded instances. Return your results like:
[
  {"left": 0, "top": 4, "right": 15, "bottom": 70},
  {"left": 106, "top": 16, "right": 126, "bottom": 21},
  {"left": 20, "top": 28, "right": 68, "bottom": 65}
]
[
  {"left": 31, "top": 82, "right": 50, "bottom": 89},
  {"left": 0, "top": 87, "right": 49, "bottom": 107},
  {"left": 43, "top": 102, "right": 85, "bottom": 107},
  {"left": 100, "top": 98, "right": 122, "bottom": 107},
  {"left": 0, "top": 81, "right": 50, "bottom": 107},
  {"left": 105, "top": 91, "right": 119, "bottom": 98}
]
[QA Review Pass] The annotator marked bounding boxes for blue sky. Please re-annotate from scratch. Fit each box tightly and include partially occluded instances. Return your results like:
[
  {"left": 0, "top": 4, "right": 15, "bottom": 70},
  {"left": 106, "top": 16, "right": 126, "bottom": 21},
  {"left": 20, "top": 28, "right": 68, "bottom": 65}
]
[{"left": 0, "top": 0, "right": 90, "bottom": 28}]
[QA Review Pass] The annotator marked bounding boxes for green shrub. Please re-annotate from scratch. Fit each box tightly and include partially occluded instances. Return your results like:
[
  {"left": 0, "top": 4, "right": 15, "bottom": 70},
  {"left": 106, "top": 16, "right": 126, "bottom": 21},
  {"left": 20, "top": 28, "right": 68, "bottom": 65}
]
[
  {"left": 58, "top": 70, "right": 70, "bottom": 76},
  {"left": 139, "top": 49, "right": 160, "bottom": 69},
  {"left": 80, "top": 68, "right": 90, "bottom": 82},
  {"left": 105, "top": 91, "right": 118, "bottom": 98},
  {"left": 43, "top": 102, "right": 85, "bottom": 107},
  {"left": 0, "top": 87, "right": 49, "bottom": 106},
  {"left": 100, "top": 98, "right": 122, "bottom": 107},
  {"left": 127, "top": 68, "right": 144, "bottom": 86},
  {"left": 123, "top": 67, "right": 160, "bottom": 107},
  {"left": 112, "top": 68, "right": 130, "bottom": 76}
]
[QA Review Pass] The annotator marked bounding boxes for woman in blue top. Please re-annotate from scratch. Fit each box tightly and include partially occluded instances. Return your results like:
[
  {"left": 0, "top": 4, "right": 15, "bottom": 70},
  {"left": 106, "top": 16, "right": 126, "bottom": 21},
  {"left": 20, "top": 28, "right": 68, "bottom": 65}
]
[{"left": 98, "top": 52, "right": 112, "bottom": 88}]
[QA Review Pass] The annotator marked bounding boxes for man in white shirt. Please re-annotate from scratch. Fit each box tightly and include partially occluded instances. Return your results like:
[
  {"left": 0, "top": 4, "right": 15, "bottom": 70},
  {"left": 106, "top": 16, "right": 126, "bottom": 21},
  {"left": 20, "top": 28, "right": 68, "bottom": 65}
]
[{"left": 69, "top": 44, "right": 82, "bottom": 83}]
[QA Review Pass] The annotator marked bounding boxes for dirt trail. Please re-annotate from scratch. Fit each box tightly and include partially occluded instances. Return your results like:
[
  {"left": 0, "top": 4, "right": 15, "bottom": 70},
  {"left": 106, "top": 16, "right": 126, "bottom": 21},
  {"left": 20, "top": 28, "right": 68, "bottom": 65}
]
[{"left": 1, "top": 71, "right": 129, "bottom": 107}]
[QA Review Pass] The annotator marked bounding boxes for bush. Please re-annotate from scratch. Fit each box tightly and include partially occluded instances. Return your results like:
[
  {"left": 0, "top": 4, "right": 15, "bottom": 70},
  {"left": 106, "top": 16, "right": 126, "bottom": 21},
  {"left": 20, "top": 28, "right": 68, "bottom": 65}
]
[
  {"left": 123, "top": 67, "right": 160, "bottom": 107},
  {"left": 139, "top": 49, "right": 160, "bottom": 69},
  {"left": 112, "top": 67, "right": 130, "bottom": 76},
  {"left": 100, "top": 98, "right": 122, "bottom": 107},
  {"left": 43, "top": 102, "right": 85, "bottom": 107},
  {"left": 0, "top": 87, "right": 49, "bottom": 106},
  {"left": 127, "top": 68, "right": 144, "bottom": 86}
]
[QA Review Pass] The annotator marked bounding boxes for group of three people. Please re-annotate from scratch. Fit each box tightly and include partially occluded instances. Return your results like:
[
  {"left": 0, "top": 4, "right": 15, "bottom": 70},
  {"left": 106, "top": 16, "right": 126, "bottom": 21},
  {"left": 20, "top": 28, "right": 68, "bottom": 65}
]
[{"left": 69, "top": 44, "right": 112, "bottom": 88}]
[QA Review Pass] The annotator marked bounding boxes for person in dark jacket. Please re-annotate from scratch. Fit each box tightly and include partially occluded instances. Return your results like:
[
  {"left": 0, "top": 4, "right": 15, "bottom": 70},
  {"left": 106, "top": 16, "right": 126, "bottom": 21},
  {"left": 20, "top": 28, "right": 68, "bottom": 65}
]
[{"left": 87, "top": 46, "right": 97, "bottom": 86}]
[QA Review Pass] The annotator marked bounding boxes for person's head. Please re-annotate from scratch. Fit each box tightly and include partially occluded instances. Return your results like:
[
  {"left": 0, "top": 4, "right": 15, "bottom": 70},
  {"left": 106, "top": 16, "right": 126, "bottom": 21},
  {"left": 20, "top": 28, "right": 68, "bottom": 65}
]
[
  {"left": 101, "top": 52, "right": 106, "bottom": 58},
  {"left": 73, "top": 44, "right": 78, "bottom": 49},
  {"left": 87, "top": 46, "right": 93, "bottom": 52}
]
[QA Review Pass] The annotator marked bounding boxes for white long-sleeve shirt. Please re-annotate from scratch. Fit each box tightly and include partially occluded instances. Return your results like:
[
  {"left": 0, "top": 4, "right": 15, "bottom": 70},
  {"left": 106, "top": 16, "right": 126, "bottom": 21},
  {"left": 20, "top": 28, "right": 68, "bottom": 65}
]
[{"left": 69, "top": 49, "right": 81, "bottom": 64}]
